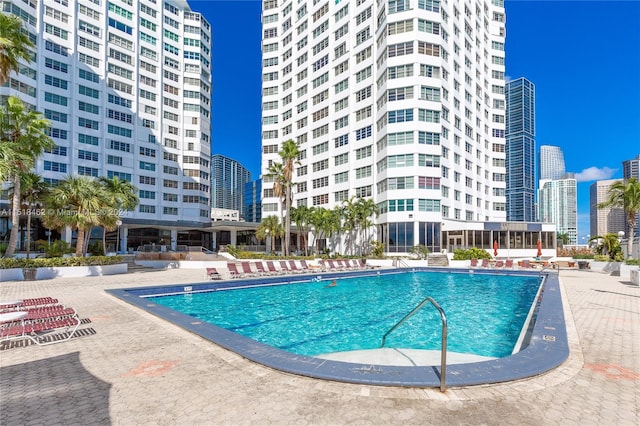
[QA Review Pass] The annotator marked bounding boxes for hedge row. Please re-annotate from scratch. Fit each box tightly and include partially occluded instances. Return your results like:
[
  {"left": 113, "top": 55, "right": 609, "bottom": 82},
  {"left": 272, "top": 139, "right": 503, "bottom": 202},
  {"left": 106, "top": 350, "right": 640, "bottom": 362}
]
[{"left": 0, "top": 256, "right": 123, "bottom": 269}]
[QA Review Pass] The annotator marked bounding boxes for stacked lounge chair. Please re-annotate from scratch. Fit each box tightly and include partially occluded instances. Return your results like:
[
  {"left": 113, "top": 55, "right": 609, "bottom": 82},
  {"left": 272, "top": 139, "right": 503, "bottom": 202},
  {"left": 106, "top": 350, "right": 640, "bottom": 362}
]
[{"left": 1, "top": 298, "right": 81, "bottom": 346}]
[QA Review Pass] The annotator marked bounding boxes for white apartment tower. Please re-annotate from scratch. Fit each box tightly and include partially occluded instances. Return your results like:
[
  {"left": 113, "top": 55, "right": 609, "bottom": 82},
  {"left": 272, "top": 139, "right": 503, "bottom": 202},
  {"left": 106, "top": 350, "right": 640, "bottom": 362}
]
[
  {"left": 538, "top": 178, "right": 577, "bottom": 245},
  {"left": 260, "top": 0, "right": 507, "bottom": 253},
  {"left": 589, "top": 179, "right": 625, "bottom": 238},
  {"left": 1, "top": 0, "right": 213, "bottom": 250}
]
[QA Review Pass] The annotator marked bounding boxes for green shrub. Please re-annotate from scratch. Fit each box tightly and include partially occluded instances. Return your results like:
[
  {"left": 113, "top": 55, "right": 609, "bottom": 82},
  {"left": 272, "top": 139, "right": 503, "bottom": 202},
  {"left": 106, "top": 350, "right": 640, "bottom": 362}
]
[
  {"left": 409, "top": 244, "right": 430, "bottom": 259},
  {"left": 453, "top": 247, "right": 491, "bottom": 260},
  {"left": 36, "top": 240, "right": 74, "bottom": 258},
  {"left": 370, "top": 240, "right": 384, "bottom": 258},
  {"left": 572, "top": 253, "right": 595, "bottom": 259},
  {"left": 625, "top": 258, "right": 640, "bottom": 266},
  {"left": 0, "top": 256, "right": 123, "bottom": 269}
]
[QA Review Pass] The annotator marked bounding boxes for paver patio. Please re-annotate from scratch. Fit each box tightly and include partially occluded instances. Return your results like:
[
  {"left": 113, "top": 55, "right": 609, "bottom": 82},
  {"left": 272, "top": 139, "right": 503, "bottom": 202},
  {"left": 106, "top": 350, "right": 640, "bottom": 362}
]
[{"left": 1, "top": 267, "right": 638, "bottom": 425}]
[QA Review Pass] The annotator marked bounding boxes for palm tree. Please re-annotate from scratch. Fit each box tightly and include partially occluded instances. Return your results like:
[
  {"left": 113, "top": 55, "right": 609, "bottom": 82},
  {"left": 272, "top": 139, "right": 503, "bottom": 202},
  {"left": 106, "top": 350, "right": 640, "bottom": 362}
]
[
  {"left": 290, "top": 205, "right": 312, "bottom": 256},
  {"left": 589, "top": 234, "right": 622, "bottom": 260},
  {"left": 557, "top": 232, "right": 569, "bottom": 249},
  {"left": 266, "top": 161, "right": 286, "bottom": 229},
  {"left": 98, "top": 176, "right": 139, "bottom": 254},
  {"left": 43, "top": 176, "right": 108, "bottom": 257},
  {"left": 341, "top": 196, "right": 359, "bottom": 255},
  {"left": 255, "top": 215, "right": 283, "bottom": 254},
  {"left": 0, "top": 14, "right": 34, "bottom": 85},
  {"left": 356, "top": 198, "right": 378, "bottom": 255},
  {"left": 18, "top": 172, "right": 49, "bottom": 259},
  {"left": 0, "top": 96, "right": 54, "bottom": 257},
  {"left": 309, "top": 207, "right": 342, "bottom": 255},
  {"left": 598, "top": 177, "right": 640, "bottom": 259},
  {"left": 278, "top": 139, "right": 300, "bottom": 257}
]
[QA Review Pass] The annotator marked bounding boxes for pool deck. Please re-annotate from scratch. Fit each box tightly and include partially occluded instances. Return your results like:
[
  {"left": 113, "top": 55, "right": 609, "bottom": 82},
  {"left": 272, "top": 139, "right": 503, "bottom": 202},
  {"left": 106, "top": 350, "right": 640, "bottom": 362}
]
[{"left": 1, "top": 268, "right": 638, "bottom": 425}]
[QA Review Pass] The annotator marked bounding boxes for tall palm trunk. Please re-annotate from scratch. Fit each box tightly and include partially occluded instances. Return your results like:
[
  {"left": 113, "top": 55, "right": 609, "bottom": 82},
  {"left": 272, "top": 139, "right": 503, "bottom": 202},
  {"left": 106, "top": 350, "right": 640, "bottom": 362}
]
[
  {"left": 284, "top": 187, "right": 291, "bottom": 257},
  {"left": 75, "top": 227, "right": 85, "bottom": 257},
  {"left": 5, "top": 175, "right": 21, "bottom": 258},
  {"left": 25, "top": 212, "right": 32, "bottom": 259}
]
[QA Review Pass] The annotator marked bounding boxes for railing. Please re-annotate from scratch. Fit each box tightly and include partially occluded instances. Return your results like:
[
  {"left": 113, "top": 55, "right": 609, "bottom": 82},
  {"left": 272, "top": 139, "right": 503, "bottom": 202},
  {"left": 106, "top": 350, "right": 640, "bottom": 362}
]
[
  {"left": 381, "top": 296, "right": 448, "bottom": 392},
  {"left": 393, "top": 258, "right": 410, "bottom": 268}
]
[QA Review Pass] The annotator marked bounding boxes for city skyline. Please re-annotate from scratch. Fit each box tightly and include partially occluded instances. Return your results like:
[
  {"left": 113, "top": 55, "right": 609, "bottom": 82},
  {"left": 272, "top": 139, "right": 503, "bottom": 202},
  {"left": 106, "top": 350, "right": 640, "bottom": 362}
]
[{"left": 200, "top": 0, "right": 640, "bottom": 239}]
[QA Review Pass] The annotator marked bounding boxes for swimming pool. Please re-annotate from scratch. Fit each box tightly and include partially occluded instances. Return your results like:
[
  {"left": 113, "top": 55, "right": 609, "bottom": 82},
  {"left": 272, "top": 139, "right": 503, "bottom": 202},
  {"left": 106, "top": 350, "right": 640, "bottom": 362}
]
[
  {"left": 148, "top": 272, "right": 540, "bottom": 359},
  {"left": 108, "top": 268, "right": 569, "bottom": 388}
]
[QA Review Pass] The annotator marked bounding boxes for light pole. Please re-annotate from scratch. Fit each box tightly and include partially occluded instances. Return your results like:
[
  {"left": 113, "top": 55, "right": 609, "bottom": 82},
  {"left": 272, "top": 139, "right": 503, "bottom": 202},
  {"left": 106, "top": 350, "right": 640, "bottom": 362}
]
[
  {"left": 116, "top": 220, "right": 122, "bottom": 254},
  {"left": 618, "top": 231, "right": 625, "bottom": 258}
]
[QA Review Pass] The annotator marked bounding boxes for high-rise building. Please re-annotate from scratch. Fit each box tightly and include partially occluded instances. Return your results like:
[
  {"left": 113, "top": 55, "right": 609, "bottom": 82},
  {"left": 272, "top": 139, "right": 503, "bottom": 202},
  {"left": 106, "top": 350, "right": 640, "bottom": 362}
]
[
  {"left": 211, "top": 155, "right": 252, "bottom": 218},
  {"left": 589, "top": 179, "right": 625, "bottom": 238},
  {"left": 622, "top": 154, "right": 640, "bottom": 239},
  {"left": 538, "top": 178, "right": 577, "bottom": 244},
  {"left": 1, "top": 0, "right": 213, "bottom": 250},
  {"left": 505, "top": 77, "right": 535, "bottom": 222},
  {"left": 622, "top": 154, "right": 640, "bottom": 181},
  {"left": 244, "top": 179, "right": 263, "bottom": 223},
  {"left": 260, "top": 0, "right": 507, "bottom": 253},
  {"left": 539, "top": 145, "right": 566, "bottom": 180}
]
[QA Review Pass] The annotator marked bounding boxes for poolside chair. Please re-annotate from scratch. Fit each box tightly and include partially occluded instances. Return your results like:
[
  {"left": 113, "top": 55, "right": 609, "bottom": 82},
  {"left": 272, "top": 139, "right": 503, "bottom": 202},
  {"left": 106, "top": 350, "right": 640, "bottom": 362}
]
[
  {"left": 520, "top": 259, "right": 532, "bottom": 269},
  {"left": 279, "top": 261, "right": 291, "bottom": 273},
  {"left": 470, "top": 259, "right": 479, "bottom": 268},
  {"left": 299, "top": 260, "right": 311, "bottom": 271},
  {"left": 240, "top": 262, "right": 259, "bottom": 277},
  {"left": 288, "top": 260, "right": 304, "bottom": 273},
  {"left": 1, "top": 297, "right": 59, "bottom": 312},
  {"left": 494, "top": 260, "right": 505, "bottom": 268},
  {"left": 357, "top": 259, "right": 376, "bottom": 269},
  {"left": 254, "top": 262, "right": 269, "bottom": 276},
  {"left": 266, "top": 261, "right": 280, "bottom": 275},
  {"left": 1, "top": 304, "right": 81, "bottom": 346},
  {"left": 505, "top": 259, "right": 514, "bottom": 269},
  {"left": 342, "top": 260, "right": 356, "bottom": 269},
  {"left": 226, "top": 262, "right": 243, "bottom": 278},
  {"left": 480, "top": 259, "right": 490, "bottom": 268},
  {"left": 206, "top": 267, "right": 222, "bottom": 280}
]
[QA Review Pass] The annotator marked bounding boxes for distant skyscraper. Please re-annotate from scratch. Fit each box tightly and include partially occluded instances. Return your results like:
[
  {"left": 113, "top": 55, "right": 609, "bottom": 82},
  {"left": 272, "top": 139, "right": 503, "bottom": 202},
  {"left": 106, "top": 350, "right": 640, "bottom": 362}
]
[
  {"left": 622, "top": 154, "right": 640, "bottom": 238},
  {"left": 244, "top": 179, "right": 262, "bottom": 223},
  {"left": 622, "top": 154, "right": 640, "bottom": 180},
  {"left": 590, "top": 179, "right": 625, "bottom": 238},
  {"left": 538, "top": 178, "right": 577, "bottom": 244},
  {"left": 211, "top": 155, "right": 252, "bottom": 217},
  {"left": 539, "top": 146, "right": 566, "bottom": 180},
  {"left": 505, "top": 78, "right": 536, "bottom": 222}
]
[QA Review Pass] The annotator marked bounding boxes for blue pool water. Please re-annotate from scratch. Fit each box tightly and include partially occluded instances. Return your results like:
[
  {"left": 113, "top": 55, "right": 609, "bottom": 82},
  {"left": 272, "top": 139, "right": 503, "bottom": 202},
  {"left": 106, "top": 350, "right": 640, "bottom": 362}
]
[{"left": 150, "top": 271, "right": 541, "bottom": 359}]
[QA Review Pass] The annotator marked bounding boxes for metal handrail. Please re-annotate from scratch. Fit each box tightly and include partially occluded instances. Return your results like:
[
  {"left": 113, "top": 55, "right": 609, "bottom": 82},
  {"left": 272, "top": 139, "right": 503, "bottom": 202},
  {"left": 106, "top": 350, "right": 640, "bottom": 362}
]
[
  {"left": 381, "top": 296, "right": 448, "bottom": 392},
  {"left": 394, "top": 258, "right": 410, "bottom": 268}
]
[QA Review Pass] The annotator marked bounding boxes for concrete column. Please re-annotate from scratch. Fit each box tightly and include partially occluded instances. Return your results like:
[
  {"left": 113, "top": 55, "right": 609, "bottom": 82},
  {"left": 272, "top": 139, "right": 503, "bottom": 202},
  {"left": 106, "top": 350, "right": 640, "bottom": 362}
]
[
  {"left": 61, "top": 226, "right": 72, "bottom": 245},
  {"left": 230, "top": 229, "right": 237, "bottom": 246},
  {"left": 170, "top": 229, "right": 177, "bottom": 251},
  {"left": 120, "top": 227, "right": 128, "bottom": 253}
]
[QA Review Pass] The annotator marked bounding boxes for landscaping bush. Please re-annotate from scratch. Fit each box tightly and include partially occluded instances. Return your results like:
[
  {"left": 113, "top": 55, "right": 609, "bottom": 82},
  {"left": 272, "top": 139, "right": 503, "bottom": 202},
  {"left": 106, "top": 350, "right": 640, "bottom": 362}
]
[
  {"left": 453, "top": 247, "right": 491, "bottom": 260},
  {"left": 409, "top": 244, "right": 430, "bottom": 259},
  {"left": 370, "top": 240, "right": 384, "bottom": 258},
  {"left": 556, "top": 247, "right": 595, "bottom": 258},
  {"left": 36, "top": 240, "right": 74, "bottom": 258},
  {"left": 0, "top": 256, "right": 123, "bottom": 269}
]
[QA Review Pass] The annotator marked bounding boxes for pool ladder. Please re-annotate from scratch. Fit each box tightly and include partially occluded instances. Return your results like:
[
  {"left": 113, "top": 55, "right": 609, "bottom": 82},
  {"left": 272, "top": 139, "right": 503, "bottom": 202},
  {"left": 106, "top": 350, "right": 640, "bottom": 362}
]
[{"left": 381, "top": 296, "right": 448, "bottom": 392}]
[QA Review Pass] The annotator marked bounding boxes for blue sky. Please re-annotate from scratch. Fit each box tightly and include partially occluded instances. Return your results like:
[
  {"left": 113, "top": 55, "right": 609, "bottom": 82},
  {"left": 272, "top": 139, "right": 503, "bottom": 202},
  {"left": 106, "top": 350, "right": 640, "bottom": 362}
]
[{"left": 193, "top": 0, "right": 640, "bottom": 239}]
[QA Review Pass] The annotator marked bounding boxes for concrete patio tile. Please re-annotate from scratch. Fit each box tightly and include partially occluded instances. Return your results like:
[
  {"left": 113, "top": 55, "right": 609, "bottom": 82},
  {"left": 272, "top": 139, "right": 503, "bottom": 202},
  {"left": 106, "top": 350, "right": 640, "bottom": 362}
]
[{"left": 1, "top": 268, "right": 638, "bottom": 425}]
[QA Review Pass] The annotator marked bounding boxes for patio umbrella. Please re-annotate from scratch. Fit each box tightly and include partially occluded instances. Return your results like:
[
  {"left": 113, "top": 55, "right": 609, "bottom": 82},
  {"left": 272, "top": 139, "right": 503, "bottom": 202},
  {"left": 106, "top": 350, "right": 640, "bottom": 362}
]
[
  {"left": 493, "top": 240, "right": 498, "bottom": 257},
  {"left": 537, "top": 240, "right": 542, "bottom": 258}
]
